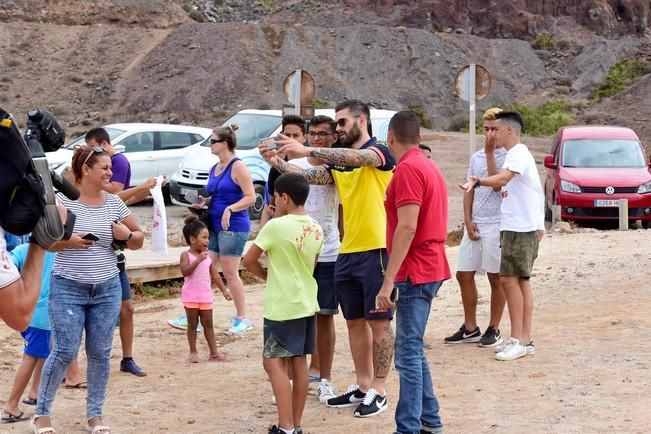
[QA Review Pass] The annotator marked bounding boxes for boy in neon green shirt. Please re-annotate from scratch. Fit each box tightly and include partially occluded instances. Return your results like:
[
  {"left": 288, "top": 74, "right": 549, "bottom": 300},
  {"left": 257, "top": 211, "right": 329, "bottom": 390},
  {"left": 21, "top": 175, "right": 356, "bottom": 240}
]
[{"left": 243, "top": 173, "right": 323, "bottom": 434}]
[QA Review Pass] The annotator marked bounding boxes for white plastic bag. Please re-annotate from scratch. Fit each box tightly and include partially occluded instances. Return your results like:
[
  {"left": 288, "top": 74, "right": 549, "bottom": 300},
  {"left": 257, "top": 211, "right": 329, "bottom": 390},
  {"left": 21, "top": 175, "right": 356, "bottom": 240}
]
[{"left": 150, "top": 175, "right": 168, "bottom": 256}]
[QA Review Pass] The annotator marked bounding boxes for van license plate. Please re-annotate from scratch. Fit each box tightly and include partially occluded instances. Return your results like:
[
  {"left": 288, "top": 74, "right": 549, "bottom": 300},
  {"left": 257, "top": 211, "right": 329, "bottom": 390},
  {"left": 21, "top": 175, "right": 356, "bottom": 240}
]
[{"left": 594, "top": 200, "right": 619, "bottom": 207}]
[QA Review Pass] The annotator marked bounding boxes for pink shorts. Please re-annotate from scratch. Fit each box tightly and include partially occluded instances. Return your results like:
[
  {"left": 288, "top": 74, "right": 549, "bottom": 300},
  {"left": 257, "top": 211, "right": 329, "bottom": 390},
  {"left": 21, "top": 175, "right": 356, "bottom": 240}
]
[{"left": 183, "top": 302, "right": 213, "bottom": 310}]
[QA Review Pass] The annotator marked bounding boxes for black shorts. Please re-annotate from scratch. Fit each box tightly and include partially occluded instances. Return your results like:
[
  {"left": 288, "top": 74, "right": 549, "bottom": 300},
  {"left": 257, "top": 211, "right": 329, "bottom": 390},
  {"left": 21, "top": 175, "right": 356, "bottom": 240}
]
[
  {"left": 263, "top": 315, "right": 316, "bottom": 358},
  {"left": 335, "top": 248, "right": 393, "bottom": 321},
  {"left": 314, "top": 262, "right": 338, "bottom": 315}
]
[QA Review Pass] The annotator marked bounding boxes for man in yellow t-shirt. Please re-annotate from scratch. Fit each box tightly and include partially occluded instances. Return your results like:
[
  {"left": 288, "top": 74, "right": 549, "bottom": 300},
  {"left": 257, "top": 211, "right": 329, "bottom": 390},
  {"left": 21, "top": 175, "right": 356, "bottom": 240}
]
[
  {"left": 261, "top": 99, "right": 396, "bottom": 419},
  {"left": 243, "top": 173, "right": 324, "bottom": 434}
]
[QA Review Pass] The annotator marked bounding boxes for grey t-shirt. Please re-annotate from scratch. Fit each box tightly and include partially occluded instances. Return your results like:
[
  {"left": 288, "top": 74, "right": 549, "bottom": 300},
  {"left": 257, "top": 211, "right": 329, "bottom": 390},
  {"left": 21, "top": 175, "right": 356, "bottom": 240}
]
[{"left": 467, "top": 148, "right": 507, "bottom": 224}]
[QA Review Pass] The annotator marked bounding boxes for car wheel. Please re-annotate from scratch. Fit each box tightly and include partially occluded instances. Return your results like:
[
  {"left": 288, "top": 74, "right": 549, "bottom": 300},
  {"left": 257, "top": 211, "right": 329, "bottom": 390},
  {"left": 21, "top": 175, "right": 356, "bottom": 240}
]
[
  {"left": 248, "top": 183, "right": 266, "bottom": 220},
  {"left": 643, "top": 220, "right": 650, "bottom": 229},
  {"left": 162, "top": 184, "right": 172, "bottom": 205}
]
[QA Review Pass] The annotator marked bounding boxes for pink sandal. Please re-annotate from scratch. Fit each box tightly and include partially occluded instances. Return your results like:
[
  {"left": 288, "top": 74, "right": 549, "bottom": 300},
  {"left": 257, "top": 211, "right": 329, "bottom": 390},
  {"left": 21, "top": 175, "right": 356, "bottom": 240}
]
[
  {"left": 208, "top": 352, "right": 227, "bottom": 362},
  {"left": 188, "top": 352, "right": 199, "bottom": 363}
]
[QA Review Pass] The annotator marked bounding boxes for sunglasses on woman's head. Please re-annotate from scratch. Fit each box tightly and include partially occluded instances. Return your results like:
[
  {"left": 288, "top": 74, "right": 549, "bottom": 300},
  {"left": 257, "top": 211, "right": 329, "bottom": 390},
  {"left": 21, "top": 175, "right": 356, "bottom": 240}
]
[{"left": 82, "top": 146, "right": 107, "bottom": 166}]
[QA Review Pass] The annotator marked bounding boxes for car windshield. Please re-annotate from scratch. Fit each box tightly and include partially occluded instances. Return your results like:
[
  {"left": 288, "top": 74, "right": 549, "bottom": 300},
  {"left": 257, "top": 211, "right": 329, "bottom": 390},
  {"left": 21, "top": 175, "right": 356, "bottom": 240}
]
[
  {"left": 65, "top": 127, "right": 126, "bottom": 149},
  {"left": 201, "top": 113, "right": 280, "bottom": 150},
  {"left": 561, "top": 139, "right": 646, "bottom": 168}
]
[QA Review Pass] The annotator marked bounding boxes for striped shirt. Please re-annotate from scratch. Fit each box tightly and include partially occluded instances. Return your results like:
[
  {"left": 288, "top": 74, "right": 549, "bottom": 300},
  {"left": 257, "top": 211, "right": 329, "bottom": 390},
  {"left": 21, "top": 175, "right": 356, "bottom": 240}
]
[{"left": 53, "top": 192, "right": 130, "bottom": 284}]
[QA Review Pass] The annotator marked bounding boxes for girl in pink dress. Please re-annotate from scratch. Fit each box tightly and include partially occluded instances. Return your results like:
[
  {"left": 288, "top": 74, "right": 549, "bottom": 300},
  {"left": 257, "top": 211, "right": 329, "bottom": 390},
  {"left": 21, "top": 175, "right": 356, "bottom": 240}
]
[{"left": 180, "top": 215, "right": 232, "bottom": 363}]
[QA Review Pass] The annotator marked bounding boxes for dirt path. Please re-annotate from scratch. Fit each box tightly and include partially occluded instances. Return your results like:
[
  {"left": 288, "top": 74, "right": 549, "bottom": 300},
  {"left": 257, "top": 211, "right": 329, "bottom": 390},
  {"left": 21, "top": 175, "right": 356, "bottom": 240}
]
[{"left": 1, "top": 229, "right": 649, "bottom": 433}]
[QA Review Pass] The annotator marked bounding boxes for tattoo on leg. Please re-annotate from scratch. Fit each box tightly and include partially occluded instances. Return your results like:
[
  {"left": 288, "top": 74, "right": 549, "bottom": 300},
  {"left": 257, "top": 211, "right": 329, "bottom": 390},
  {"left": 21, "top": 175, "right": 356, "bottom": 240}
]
[{"left": 373, "top": 322, "right": 394, "bottom": 379}]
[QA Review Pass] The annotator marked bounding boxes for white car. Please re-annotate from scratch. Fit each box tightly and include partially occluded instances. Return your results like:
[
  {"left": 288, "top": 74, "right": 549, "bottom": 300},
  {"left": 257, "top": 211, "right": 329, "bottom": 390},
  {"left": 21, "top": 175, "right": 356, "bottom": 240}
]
[
  {"left": 169, "top": 108, "right": 397, "bottom": 219},
  {"left": 46, "top": 123, "right": 212, "bottom": 187}
]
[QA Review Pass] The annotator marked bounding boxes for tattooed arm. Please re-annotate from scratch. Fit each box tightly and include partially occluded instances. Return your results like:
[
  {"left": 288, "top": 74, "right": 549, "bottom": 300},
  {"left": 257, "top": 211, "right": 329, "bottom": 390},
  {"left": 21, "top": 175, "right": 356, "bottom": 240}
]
[
  {"left": 306, "top": 147, "right": 383, "bottom": 168},
  {"left": 273, "top": 157, "right": 334, "bottom": 185},
  {"left": 274, "top": 135, "right": 384, "bottom": 168}
]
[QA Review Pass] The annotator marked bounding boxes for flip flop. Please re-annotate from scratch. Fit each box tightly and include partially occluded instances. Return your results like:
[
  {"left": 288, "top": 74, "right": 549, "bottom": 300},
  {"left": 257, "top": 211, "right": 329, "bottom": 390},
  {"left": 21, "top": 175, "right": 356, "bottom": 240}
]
[
  {"left": 2, "top": 410, "right": 29, "bottom": 423},
  {"left": 65, "top": 381, "right": 87, "bottom": 389},
  {"left": 22, "top": 398, "right": 37, "bottom": 406}
]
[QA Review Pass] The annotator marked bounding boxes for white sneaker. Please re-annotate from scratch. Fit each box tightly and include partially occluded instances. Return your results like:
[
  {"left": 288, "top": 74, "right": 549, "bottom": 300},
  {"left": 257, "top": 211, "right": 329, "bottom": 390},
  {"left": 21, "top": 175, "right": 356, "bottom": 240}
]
[
  {"left": 317, "top": 379, "right": 336, "bottom": 403},
  {"left": 494, "top": 337, "right": 518, "bottom": 353},
  {"left": 525, "top": 340, "right": 536, "bottom": 355},
  {"left": 495, "top": 339, "right": 527, "bottom": 361}
]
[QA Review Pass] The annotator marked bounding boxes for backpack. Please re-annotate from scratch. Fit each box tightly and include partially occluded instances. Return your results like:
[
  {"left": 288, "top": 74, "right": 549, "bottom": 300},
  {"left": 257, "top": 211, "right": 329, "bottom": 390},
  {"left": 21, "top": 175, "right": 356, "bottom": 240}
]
[{"left": 0, "top": 108, "right": 45, "bottom": 235}]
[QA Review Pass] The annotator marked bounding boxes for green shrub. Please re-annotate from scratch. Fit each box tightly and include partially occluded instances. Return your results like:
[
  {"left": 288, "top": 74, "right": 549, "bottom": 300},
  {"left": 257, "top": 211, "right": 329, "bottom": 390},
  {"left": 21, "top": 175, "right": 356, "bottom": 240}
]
[
  {"left": 253, "top": 0, "right": 277, "bottom": 13},
  {"left": 409, "top": 105, "right": 433, "bottom": 129},
  {"left": 504, "top": 100, "right": 574, "bottom": 137},
  {"left": 532, "top": 34, "right": 555, "bottom": 50},
  {"left": 592, "top": 58, "right": 651, "bottom": 103},
  {"left": 311, "top": 98, "right": 329, "bottom": 109}
]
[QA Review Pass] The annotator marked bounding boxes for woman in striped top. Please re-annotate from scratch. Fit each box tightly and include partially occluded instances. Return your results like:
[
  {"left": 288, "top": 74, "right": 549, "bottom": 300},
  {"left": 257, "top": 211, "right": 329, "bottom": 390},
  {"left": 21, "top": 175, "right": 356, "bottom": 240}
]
[{"left": 32, "top": 145, "right": 144, "bottom": 434}]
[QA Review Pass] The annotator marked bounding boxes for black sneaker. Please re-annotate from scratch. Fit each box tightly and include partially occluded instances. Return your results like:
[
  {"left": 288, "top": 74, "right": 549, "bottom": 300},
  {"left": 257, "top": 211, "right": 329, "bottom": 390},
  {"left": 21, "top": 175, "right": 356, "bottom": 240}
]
[
  {"left": 353, "top": 388, "right": 388, "bottom": 418},
  {"left": 120, "top": 358, "right": 147, "bottom": 377},
  {"left": 444, "top": 324, "right": 481, "bottom": 344},
  {"left": 478, "top": 326, "right": 503, "bottom": 347},
  {"left": 326, "top": 384, "right": 366, "bottom": 408},
  {"left": 294, "top": 427, "right": 303, "bottom": 434},
  {"left": 268, "top": 425, "right": 292, "bottom": 434}
]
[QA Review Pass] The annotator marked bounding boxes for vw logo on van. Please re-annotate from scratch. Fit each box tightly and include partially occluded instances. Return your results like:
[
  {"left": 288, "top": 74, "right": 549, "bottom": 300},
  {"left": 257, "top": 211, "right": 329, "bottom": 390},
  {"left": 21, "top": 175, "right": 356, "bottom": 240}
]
[{"left": 605, "top": 186, "right": 615, "bottom": 195}]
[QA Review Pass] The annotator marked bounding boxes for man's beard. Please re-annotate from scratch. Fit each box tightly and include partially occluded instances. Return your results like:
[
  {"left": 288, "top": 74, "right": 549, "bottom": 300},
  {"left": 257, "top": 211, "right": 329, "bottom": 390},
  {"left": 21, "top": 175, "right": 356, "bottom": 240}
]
[{"left": 338, "top": 123, "right": 361, "bottom": 148}]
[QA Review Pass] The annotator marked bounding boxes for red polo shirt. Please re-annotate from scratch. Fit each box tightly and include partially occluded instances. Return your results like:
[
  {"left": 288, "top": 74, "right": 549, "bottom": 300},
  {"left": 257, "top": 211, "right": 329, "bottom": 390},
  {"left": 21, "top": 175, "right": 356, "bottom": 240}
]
[{"left": 385, "top": 147, "right": 451, "bottom": 284}]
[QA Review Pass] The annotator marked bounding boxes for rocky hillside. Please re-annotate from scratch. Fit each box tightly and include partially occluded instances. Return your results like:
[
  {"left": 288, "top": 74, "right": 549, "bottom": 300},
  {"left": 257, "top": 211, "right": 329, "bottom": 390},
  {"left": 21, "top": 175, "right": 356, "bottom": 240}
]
[{"left": 0, "top": 0, "right": 650, "bottom": 147}]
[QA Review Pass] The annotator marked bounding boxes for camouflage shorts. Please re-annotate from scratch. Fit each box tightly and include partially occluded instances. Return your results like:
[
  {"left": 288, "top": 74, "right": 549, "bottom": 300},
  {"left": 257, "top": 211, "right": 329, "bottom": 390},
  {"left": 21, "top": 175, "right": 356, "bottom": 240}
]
[
  {"left": 499, "top": 231, "right": 540, "bottom": 277},
  {"left": 262, "top": 316, "right": 315, "bottom": 358}
]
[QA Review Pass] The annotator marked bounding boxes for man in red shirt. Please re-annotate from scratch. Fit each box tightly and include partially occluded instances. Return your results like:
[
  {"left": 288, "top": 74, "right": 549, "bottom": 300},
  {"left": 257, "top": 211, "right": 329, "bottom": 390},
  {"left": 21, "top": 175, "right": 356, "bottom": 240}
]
[{"left": 377, "top": 111, "right": 451, "bottom": 434}]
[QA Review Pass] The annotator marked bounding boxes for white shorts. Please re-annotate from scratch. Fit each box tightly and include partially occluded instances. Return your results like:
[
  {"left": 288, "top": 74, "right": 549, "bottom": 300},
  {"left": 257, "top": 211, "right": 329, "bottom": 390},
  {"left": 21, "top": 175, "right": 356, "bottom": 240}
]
[{"left": 457, "top": 222, "right": 501, "bottom": 274}]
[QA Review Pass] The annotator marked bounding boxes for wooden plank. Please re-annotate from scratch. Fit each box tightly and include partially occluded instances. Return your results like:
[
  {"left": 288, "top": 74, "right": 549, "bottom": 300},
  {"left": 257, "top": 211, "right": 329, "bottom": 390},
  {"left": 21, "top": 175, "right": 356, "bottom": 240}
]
[{"left": 124, "top": 241, "right": 254, "bottom": 284}]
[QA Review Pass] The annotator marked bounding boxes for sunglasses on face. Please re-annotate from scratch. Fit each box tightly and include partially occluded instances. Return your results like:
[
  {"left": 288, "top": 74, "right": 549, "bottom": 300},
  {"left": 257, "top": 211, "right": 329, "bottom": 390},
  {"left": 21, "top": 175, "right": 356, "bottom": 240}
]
[
  {"left": 82, "top": 146, "right": 107, "bottom": 166},
  {"left": 210, "top": 138, "right": 225, "bottom": 145},
  {"left": 308, "top": 131, "right": 335, "bottom": 138},
  {"left": 336, "top": 115, "right": 360, "bottom": 127}
]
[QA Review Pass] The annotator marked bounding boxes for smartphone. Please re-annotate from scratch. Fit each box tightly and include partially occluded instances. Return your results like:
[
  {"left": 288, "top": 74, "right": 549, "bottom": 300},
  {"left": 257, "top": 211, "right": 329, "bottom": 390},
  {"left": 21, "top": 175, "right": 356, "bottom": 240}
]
[
  {"left": 81, "top": 232, "right": 99, "bottom": 241},
  {"left": 261, "top": 136, "right": 277, "bottom": 150}
]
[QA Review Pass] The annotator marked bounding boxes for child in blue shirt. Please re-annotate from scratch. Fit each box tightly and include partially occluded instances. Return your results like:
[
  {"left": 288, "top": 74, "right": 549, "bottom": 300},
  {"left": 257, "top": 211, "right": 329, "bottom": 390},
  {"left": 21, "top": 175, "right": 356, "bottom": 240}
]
[{"left": 1, "top": 244, "right": 55, "bottom": 422}]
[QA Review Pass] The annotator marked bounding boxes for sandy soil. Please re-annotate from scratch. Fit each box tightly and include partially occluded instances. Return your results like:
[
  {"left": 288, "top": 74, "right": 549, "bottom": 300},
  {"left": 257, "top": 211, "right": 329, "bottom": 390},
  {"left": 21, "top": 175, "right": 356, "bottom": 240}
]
[
  {"left": 1, "top": 228, "right": 650, "bottom": 434},
  {"left": 2, "top": 132, "right": 650, "bottom": 433}
]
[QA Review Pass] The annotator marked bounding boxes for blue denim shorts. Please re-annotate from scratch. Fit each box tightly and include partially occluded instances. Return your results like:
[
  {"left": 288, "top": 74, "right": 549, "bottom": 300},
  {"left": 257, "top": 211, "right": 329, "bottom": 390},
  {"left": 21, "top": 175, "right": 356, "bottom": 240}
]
[
  {"left": 119, "top": 269, "right": 131, "bottom": 301},
  {"left": 209, "top": 230, "right": 248, "bottom": 257},
  {"left": 21, "top": 326, "right": 52, "bottom": 359}
]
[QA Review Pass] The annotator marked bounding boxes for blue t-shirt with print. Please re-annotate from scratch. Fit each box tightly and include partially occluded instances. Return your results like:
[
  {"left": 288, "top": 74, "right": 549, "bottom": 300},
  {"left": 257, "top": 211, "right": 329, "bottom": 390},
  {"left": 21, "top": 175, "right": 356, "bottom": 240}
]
[{"left": 10, "top": 244, "right": 56, "bottom": 330}]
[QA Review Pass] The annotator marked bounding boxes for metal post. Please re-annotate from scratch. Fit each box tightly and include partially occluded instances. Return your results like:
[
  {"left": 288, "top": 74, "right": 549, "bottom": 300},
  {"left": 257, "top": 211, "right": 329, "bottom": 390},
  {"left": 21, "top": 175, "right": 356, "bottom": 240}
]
[
  {"left": 619, "top": 199, "right": 629, "bottom": 231},
  {"left": 552, "top": 205, "right": 562, "bottom": 225},
  {"left": 469, "top": 63, "right": 476, "bottom": 159},
  {"left": 292, "top": 69, "right": 302, "bottom": 115}
]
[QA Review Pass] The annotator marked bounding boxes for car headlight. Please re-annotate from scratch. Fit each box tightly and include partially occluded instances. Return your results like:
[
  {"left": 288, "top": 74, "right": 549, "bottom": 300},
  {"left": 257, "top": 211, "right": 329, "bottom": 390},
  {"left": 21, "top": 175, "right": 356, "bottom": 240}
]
[
  {"left": 638, "top": 181, "right": 651, "bottom": 194},
  {"left": 560, "top": 180, "right": 581, "bottom": 193}
]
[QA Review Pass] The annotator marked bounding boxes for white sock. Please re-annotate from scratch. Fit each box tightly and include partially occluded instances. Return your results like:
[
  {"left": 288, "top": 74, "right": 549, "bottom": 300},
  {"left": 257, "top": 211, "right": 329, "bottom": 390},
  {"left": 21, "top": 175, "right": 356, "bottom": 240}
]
[{"left": 279, "top": 428, "right": 294, "bottom": 434}]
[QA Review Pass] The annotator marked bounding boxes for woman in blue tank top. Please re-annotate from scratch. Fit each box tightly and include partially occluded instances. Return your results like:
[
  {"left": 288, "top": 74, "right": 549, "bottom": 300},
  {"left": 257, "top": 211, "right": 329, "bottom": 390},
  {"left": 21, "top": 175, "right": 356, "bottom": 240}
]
[{"left": 202, "top": 124, "right": 255, "bottom": 335}]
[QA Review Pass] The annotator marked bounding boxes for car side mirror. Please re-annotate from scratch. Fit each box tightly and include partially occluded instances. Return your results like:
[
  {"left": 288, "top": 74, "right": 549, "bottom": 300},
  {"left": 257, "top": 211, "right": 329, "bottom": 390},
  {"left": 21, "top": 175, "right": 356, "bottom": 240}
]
[
  {"left": 544, "top": 155, "right": 557, "bottom": 169},
  {"left": 114, "top": 144, "right": 126, "bottom": 154}
]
